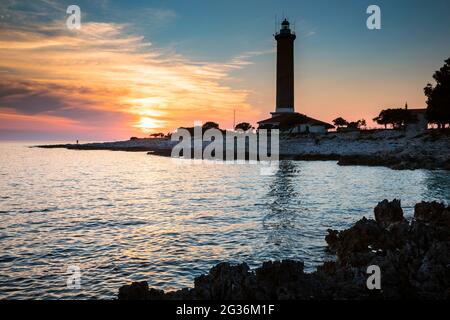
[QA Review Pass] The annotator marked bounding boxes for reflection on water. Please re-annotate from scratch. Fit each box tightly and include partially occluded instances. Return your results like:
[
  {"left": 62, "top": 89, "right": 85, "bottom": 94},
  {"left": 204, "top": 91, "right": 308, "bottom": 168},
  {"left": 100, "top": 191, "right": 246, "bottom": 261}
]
[
  {"left": 424, "top": 170, "right": 450, "bottom": 199},
  {"left": 0, "top": 142, "right": 449, "bottom": 299},
  {"left": 264, "top": 161, "right": 302, "bottom": 252}
]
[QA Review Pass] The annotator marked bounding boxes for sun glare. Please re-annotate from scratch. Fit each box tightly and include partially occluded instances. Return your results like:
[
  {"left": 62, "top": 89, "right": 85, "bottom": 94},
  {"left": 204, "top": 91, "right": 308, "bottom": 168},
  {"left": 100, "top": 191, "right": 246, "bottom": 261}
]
[{"left": 135, "top": 117, "right": 165, "bottom": 132}]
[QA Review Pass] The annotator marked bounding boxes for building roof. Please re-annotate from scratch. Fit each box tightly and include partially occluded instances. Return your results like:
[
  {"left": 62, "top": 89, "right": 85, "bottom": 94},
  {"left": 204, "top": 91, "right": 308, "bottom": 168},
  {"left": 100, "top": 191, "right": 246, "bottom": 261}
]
[
  {"left": 407, "top": 108, "right": 427, "bottom": 114},
  {"left": 258, "top": 113, "right": 334, "bottom": 129}
]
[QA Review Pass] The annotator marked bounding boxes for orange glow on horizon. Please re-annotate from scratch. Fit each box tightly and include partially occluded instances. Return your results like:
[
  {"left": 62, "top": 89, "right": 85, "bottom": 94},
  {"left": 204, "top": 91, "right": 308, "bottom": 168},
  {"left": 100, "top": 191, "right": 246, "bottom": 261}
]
[
  {"left": 0, "top": 21, "right": 262, "bottom": 138},
  {"left": 135, "top": 117, "right": 167, "bottom": 132},
  {"left": 0, "top": 15, "right": 430, "bottom": 139}
]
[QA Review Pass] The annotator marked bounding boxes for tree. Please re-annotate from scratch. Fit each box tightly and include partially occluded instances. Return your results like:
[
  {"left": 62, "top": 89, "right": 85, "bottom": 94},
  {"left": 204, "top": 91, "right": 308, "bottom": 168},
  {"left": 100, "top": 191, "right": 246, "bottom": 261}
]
[
  {"left": 149, "top": 132, "right": 164, "bottom": 138},
  {"left": 202, "top": 122, "right": 219, "bottom": 131},
  {"left": 387, "top": 109, "right": 408, "bottom": 129},
  {"left": 347, "top": 119, "right": 366, "bottom": 129},
  {"left": 234, "top": 122, "right": 254, "bottom": 132},
  {"left": 332, "top": 117, "right": 349, "bottom": 128},
  {"left": 424, "top": 57, "right": 450, "bottom": 128},
  {"left": 373, "top": 109, "right": 414, "bottom": 129},
  {"left": 359, "top": 119, "right": 367, "bottom": 128},
  {"left": 373, "top": 110, "right": 389, "bottom": 129}
]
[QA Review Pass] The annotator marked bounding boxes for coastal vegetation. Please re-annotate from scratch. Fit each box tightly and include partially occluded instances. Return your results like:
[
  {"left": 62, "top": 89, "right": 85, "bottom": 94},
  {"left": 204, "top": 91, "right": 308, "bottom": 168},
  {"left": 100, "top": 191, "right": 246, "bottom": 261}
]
[
  {"left": 333, "top": 117, "right": 366, "bottom": 131},
  {"left": 202, "top": 121, "right": 220, "bottom": 131},
  {"left": 372, "top": 57, "right": 450, "bottom": 130},
  {"left": 372, "top": 108, "right": 416, "bottom": 129},
  {"left": 234, "top": 122, "right": 254, "bottom": 132},
  {"left": 424, "top": 57, "right": 450, "bottom": 129},
  {"left": 332, "top": 117, "right": 348, "bottom": 128},
  {"left": 149, "top": 133, "right": 165, "bottom": 138}
]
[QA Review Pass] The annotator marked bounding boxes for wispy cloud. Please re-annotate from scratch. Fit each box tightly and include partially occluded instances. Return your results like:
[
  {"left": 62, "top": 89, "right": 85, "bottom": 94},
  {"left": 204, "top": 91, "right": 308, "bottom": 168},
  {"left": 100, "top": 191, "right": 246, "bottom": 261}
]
[
  {"left": 292, "top": 19, "right": 317, "bottom": 39},
  {"left": 0, "top": 1, "right": 262, "bottom": 139}
]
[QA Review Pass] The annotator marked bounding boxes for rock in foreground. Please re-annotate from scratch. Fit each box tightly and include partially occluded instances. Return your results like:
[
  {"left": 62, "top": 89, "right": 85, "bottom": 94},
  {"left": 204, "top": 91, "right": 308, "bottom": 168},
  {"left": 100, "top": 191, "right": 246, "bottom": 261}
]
[{"left": 118, "top": 200, "right": 450, "bottom": 300}]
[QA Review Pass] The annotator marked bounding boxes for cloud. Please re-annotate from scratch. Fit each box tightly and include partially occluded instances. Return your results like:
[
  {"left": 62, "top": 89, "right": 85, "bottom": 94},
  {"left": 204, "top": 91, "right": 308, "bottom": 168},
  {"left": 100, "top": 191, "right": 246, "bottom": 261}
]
[
  {"left": 292, "top": 19, "right": 317, "bottom": 39},
  {"left": 0, "top": 81, "right": 31, "bottom": 98},
  {"left": 0, "top": 1, "right": 261, "bottom": 139}
]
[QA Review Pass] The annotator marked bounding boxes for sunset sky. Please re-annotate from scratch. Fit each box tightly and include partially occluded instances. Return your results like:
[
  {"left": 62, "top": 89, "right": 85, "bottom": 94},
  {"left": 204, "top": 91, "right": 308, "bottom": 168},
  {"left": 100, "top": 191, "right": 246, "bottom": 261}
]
[{"left": 1, "top": 0, "right": 449, "bottom": 141}]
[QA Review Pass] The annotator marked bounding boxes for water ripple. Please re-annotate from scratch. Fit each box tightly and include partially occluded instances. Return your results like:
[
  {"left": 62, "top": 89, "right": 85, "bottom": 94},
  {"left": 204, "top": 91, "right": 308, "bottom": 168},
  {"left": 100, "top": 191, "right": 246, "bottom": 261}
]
[{"left": 0, "top": 142, "right": 449, "bottom": 299}]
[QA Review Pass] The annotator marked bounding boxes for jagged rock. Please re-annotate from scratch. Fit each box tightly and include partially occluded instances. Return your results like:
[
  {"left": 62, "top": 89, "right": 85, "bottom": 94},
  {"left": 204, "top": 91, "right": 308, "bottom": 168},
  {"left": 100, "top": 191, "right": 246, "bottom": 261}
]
[
  {"left": 374, "top": 199, "right": 405, "bottom": 228},
  {"left": 255, "top": 260, "right": 307, "bottom": 299},
  {"left": 325, "top": 217, "right": 393, "bottom": 266},
  {"left": 416, "top": 241, "right": 450, "bottom": 295},
  {"left": 118, "top": 281, "right": 165, "bottom": 300},
  {"left": 415, "top": 201, "right": 450, "bottom": 227},
  {"left": 192, "top": 262, "right": 255, "bottom": 300}
]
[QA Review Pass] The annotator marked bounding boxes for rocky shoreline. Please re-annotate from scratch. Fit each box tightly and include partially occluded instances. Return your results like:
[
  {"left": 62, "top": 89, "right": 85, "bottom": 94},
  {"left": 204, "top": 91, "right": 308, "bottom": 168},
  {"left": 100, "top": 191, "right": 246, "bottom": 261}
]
[
  {"left": 281, "top": 129, "right": 450, "bottom": 170},
  {"left": 118, "top": 200, "right": 450, "bottom": 300},
  {"left": 36, "top": 129, "right": 450, "bottom": 170}
]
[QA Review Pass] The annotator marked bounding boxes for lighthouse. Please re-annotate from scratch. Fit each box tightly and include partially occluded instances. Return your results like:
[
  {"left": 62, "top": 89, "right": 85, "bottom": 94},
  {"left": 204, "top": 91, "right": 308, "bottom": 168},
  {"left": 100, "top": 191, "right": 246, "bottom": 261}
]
[
  {"left": 273, "top": 19, "right": 296, "bottom": 116},
  {"left": 258, "top": 19, "right": 333, "bottom": 134}
]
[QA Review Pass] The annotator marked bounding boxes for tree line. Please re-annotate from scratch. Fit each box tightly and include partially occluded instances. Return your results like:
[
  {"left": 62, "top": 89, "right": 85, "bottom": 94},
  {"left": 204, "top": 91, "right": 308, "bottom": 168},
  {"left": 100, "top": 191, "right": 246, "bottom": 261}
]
[
  {"left": 331, "top": 57, "right": 449, "bottom": 130},
  {"left": 332, "top": 117, "right": 366, "bottom": 130},
  {"left": 372, "top": 57, "right": 449, "bottom": 129}
]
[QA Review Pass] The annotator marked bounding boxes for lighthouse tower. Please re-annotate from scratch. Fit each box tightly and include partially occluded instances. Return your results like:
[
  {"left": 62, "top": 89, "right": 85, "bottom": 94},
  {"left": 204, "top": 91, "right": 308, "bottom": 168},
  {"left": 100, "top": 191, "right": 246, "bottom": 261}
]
[
  {"left": 272, "top": 19, "right": 296, "bottom": 116},
  {"left": 258, "top": 19, "right": 334, "bottom": 133}
]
